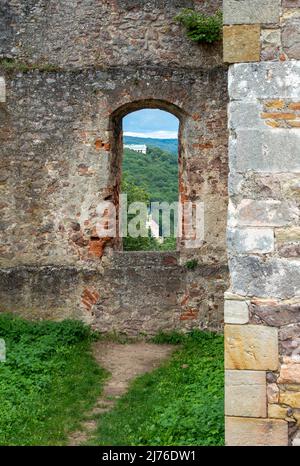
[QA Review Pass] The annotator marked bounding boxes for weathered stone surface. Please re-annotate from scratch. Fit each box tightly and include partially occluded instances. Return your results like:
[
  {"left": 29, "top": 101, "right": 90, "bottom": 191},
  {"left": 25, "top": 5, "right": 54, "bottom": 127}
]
[
  {"left": 225, "top": 417, "right": 288, "bottom": 446},
  {"left": 279, "top": 324, "right": 300, "bottom": 357},
  {"left": 292, "top": 436, "right": 300, "bottom": 446},
  {"left": 280, "top": 391, "right": 300, "bottom": 408},
  {"left": 268, "top": 404, "right": 290, "bottom": 420},
  {"left": 250, "top": 301, "right": 300, "bottom": 327},
  {"left": 229, "top": 172, "right": 284, "bottom": 200},
  {"left": 278, "top": 359, "right": 300, "bottom": 384},
  {"left": 230, "top": 256, "right": 300, "bottom": 299},
  {"left": 228, "top": 101, "right": 265, "bottom": 131},
  {"left": 225, "top": 325, "right": 279, "bottom": 370},
  {"left": 225, "top": 370, "right": 267, "bottom": 417},
  {"left": 261, "top": 29, "right": 281, "bottom": 61},
  {"left": 223, "top": 25, "right": 261, "bottom": 63},
  {"left": 223, "top": 0, "right": 280, "bottom": 25},
  {"left": 0, "top": 0, "right": 223, "bottom": 69},
  {"left": 282, "top": 20, "right": 300, "bottom": 60},
  {"left": 228, "top": 227, "right": 274, "bottom": 253},
  {"left": 283, "top": 0, "right": 300, "bottom": 6},
  {"left": 0, "top": 77, "right": 5, "bottom": 102},
  {"left": 0, "top": 44, "right": 229, "bottom": 333},
  {"left": 0, "top": 254, "right": 228, "bottom": 335},
  {"left": 232, "top": 130, "right": 300, "bottom": 173},
  {"left": 276, "top": 227, "right": 300, "bottom": 242},
  {"left": 234, "top": 200, "right": 299, "bottom": 227},
  {"left": 224, "top": 299, "right": 249, "bottom": 324},
  {"left": 229, "top": 62, "right": 300, "bottom": 101},
  {"left": 267, "top": 383, "right": 280, "bottom": 404},
  {"left": 277, "top": 243, "right": 300, "bottom": 258}
]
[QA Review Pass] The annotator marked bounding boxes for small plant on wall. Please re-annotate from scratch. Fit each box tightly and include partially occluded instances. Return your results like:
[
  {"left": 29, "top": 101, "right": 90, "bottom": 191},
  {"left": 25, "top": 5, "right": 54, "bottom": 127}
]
[{"left": 175, "top": 9, "right": 223, "bottom": 44}]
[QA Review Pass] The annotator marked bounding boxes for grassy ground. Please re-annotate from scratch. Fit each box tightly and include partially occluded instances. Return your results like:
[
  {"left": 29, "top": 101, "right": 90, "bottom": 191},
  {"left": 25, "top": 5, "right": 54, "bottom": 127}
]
[
  {"left": 89, "top": 331, "right": 224, "bottom": 446},
  {"left": 0, "top": 314, "right": 106, "bottom": 446},
  {"left": 0, "top": 315, "right": 224, "bottom": 446}
]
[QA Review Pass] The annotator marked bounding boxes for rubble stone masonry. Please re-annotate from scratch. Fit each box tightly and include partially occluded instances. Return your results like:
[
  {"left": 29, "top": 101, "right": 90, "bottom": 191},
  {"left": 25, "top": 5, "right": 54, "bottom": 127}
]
[{"left": 0, "top": 1, "right": 228, "bottom": 334}]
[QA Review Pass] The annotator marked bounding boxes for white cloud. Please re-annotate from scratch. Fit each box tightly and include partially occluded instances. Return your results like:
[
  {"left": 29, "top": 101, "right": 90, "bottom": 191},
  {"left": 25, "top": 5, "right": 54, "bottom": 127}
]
[{"left": 124, "top": 131, "right": 178, "bottom": 139}]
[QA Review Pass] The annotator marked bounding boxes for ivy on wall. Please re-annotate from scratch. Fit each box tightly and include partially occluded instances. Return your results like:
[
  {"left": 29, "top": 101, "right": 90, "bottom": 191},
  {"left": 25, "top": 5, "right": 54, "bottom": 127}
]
[{"left": 175, "top": 9, "right": 223, "bottom": 44}]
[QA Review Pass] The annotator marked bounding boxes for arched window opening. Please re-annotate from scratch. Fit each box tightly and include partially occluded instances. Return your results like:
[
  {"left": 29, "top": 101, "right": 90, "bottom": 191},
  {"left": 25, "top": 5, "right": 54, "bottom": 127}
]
[{"left": 121, "top": 108, "right": 180, "bottom": 251}]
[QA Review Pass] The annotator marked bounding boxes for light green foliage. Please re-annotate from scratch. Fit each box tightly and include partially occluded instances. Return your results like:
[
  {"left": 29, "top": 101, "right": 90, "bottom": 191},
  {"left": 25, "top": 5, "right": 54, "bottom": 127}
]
[
  {"left": 175, "top": 9, "right": 223, "bottom": 44},
  {"left": 89, "top": 331, "right": 224, "bottom": 446},
  {"left": 0, "top": 314, "right": 106, "bottom": 445}
]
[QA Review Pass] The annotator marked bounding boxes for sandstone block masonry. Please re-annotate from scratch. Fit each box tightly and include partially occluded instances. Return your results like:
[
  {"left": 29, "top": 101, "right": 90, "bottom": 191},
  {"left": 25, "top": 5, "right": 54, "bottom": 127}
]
[
  {"left": 224, "top": 0, "right": 300, "bottom": 447},
  {"left": 0, "top": 1, "right": 228, "bottom": 334}
]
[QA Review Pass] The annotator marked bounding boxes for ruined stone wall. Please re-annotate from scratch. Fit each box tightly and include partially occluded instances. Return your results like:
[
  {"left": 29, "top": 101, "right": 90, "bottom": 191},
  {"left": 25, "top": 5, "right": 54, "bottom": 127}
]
[
  {"left": 224, "top": 0, "right": 300, "bottom": 446},
  {"left": 0, "top": 1, "right": 228, "bottom": 334}
]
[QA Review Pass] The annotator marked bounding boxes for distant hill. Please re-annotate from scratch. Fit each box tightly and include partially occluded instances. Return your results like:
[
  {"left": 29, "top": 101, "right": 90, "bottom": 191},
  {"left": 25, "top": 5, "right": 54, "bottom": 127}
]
[{"left": 123, "top": 136, "right": 178, "bottom": 155}]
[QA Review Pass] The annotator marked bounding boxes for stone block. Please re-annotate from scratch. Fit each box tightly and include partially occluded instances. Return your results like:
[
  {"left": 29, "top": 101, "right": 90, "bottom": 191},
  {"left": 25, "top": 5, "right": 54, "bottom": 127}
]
[
  {"left": 268, "top": 404, "right": 290, "bottom": 419},
  {"left": 282, "top": 19, "right": 300, "bottom": 60},
  {"left": 276, "top": 227, "right": 300, "bottom": 242},
  {"left": 267, "top": 383, "right": 280, "bottom": 404},
  {"left": 223, "top": 25, "right": 261, "bottom": 63},
  {"left": 225, "top": 325, "right": 279, "bottom": 370},
  {"left": 0, "top": 77, "right": 5, "bottom": 103},
  {"left": 279, "top": 323, "right": 300, "bottom": 356},
  {"left": 225, "top": 417, "right": 288, "bottom": 446},
  {"left": 250, "top": 301, "right": 300, "bottom": 327},
  {"left": 230, "top": 256, "right": 300, "bottom": 299},
  {"left": 223, "top": 0, "right": 280, "bottom": 25},
  {"left": 224, "top": 299, "right": 249, "bottom": 324},
  {"left": 277, "top": 243, "right": 300, "bottom": 258},
  {"left": 235, "top": 200, "right": 299, "bottom": 227},
  {"left": 278, "top": 360, "right": 300, "bottom": 384},
  {"left": 229, "top": 62, "right": 300, "bottom": 101},
  {"left": 225, "top": 370, "right": 267, "bottom": 417},
  {"left": 228, "top": 102, "right": 265, "bottom": 130},
  {"left": 292, "top": 436, "right": 300, "bottom": 446},
  {"left": 232, "top": 130, "right": 300, "bottom": 173},
  {"left": 283, "top": 1, "right": 300, "bottom": 6},
  {"left": 228, "top": 227, "right": 274, "bottom": 253},
  {"left": 279, "top": 391, "right": 300, "bottom": 408}
]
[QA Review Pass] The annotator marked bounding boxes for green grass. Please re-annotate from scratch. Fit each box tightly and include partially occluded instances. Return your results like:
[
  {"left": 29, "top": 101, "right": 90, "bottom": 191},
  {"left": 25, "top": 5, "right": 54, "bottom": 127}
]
[
  {"left": 0, "top": 58, "right": 61, "bottom": 72},
  {"left": 0, "top": 314, "right": 106, "bottom": 446},
  {"left": 89, "top": 330, "right": 224, "bottom": 446}
]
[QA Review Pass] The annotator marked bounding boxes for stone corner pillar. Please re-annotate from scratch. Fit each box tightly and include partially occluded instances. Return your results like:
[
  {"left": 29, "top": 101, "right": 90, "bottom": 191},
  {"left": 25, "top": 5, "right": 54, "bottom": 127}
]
[{"left": 223, "top": 0, "right": 300, "bottom": 446}]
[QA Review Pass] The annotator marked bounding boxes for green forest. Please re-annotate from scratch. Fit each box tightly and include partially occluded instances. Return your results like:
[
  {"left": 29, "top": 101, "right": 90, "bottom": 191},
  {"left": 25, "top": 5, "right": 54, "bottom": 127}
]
[
  {"left": 122, "top": 146, "right": 178, "bottom": 205},
  {"left": 122, "top": 145, "right": 179, "bottom": 251}
]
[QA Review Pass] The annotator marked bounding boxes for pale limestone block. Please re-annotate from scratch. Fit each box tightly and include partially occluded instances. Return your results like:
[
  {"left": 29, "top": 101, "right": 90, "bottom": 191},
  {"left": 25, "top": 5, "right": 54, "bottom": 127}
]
[
  {"left": 225, "top": 325, "right": 279, "bottom": 370},
  {"left": 226, "top": 417, "right": 288, "bottom": 446},
  {"left": 225, "top": 370, "right": 267, "bottom": 417},
  {"left": 224, "top": 300, "right": 249, "bottom": 324}
]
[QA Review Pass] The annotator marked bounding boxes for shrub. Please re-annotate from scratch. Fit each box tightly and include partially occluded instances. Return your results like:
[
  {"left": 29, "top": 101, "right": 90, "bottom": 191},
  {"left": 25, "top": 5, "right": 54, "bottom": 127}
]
[
  {"left": 185, "top": 259, "right": 198, "bottom": 270},
  {"left": 175, "top": 9, "right": 223, "bottom": 44}
]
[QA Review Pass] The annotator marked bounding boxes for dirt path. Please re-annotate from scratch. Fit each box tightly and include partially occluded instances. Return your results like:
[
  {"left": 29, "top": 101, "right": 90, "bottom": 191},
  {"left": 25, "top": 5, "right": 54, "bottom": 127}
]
[{"left": 68, "top": 341, "right": 174, "bottom": 446}]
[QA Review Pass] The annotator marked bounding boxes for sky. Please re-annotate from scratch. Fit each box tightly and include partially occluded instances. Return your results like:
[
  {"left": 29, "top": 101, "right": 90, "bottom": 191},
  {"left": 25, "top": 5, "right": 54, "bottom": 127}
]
[{"left": 123, "top": 109, "right": 179, "bottom": 139}]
